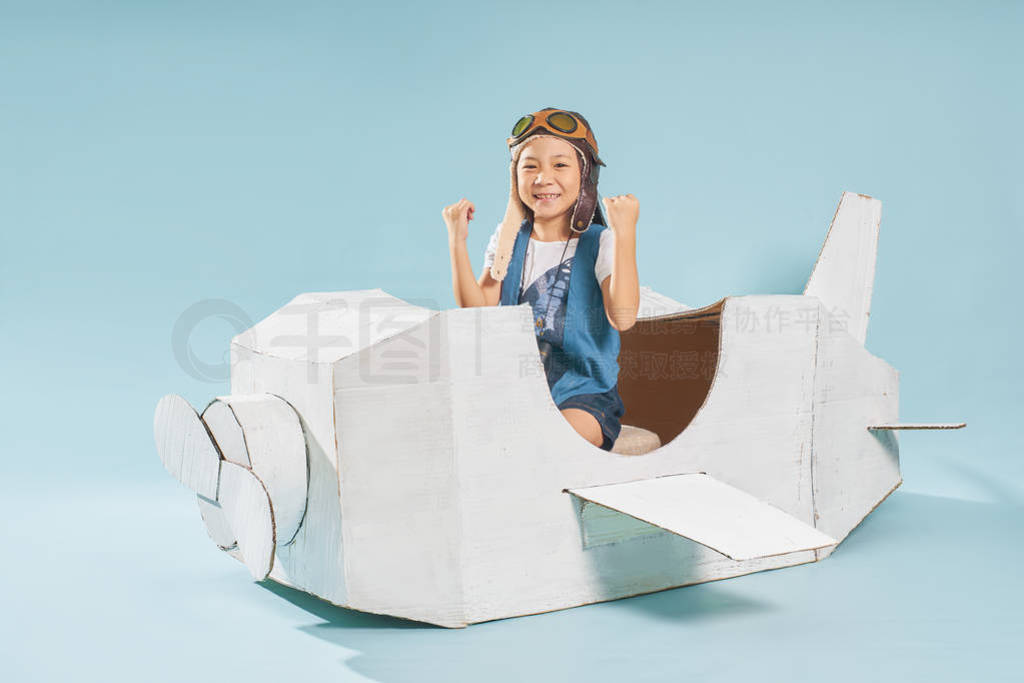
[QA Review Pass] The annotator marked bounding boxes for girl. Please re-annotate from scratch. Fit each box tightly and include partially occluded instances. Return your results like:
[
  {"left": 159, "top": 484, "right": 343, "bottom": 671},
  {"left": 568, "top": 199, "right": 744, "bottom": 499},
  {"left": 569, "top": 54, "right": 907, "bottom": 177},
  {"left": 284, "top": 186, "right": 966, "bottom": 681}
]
[{"left": 444, "top": 107, "right": 639, "bottom": 451}]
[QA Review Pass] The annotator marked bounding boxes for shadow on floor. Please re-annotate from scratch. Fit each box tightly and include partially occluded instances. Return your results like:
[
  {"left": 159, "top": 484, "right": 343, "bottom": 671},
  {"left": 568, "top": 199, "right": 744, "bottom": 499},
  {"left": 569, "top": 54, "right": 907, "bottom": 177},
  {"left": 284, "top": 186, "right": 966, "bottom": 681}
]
[
  {"left": 260, "top": 581, "right": 430, "bottom": 630},
  {"left": 253, "top": 491, "right": 1023, "bottom": 683}
]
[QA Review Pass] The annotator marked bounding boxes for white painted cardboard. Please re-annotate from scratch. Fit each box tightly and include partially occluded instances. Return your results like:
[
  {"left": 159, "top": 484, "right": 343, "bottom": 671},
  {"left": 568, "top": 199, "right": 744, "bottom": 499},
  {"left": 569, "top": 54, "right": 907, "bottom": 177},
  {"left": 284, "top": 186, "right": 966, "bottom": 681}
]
[
  {"left": 154, "top": 394, "right": 221, "bottom": 500},
  {"left": 153, "top": 191, "right": 964, "bottom": 627},
  {"left": 196, "top": 495, "right": 236, "bottom": 549},
  {"left": 804, "top": 191, "right": 881, "bottom": 345},
  {"left": 219, "top": 461, "right": 275, "bottom": 580},
  {"left": 566, "top": 473, "right": 837, "bottom": 561},
  {"left": 203, "top": 395, "right": 308, "bottom": 546}
]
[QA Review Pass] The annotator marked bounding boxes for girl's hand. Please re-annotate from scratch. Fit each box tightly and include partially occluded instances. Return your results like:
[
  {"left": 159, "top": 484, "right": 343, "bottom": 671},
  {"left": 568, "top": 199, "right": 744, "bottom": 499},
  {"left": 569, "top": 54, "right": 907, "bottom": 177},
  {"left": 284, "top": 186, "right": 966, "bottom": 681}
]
[
  {"left": 443, "top": 198, "right": 475, "bottom": 243},
  {"left": 602, "top": 194, "right": 639, "bottom": 238}
]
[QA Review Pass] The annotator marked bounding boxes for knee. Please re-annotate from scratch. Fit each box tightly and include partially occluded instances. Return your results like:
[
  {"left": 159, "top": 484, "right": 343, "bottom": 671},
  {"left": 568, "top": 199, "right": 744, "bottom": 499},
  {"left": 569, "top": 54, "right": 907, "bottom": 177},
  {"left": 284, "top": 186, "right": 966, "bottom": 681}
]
[{"left": 560, "top": 408, "right": 604, "bottom": 448}]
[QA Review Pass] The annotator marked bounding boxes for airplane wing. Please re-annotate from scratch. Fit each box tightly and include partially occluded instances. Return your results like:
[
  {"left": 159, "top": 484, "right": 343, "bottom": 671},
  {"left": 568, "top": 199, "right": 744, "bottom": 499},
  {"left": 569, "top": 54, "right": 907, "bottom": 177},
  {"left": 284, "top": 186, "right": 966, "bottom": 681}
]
[
  {"left": 565, "top": 473, "right": 836, "bottom": 561},
  {"left": 868, "top": 422, "right": 966, "bottom": 430}
]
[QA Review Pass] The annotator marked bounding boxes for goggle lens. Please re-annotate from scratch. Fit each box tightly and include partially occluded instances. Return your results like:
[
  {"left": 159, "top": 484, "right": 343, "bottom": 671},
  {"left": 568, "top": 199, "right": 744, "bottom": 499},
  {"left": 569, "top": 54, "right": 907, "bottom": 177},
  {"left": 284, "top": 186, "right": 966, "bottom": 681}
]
[
  {"left": 546, "top": 112, "right": 578, "bottom": 134},
  {"left": 511, "top": 115, "right": 534, "bottom": 137}
]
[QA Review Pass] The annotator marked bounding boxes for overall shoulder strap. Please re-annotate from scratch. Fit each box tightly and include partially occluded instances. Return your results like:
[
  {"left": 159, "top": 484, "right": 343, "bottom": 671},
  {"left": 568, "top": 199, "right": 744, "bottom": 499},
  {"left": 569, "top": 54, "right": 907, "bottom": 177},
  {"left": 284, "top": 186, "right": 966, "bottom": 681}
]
[
  {"left": 574, "top": 223, "right": 605, "bottom": 264},
  {"left": 499, "top": 221, "right": 533, "bottom": 305}
]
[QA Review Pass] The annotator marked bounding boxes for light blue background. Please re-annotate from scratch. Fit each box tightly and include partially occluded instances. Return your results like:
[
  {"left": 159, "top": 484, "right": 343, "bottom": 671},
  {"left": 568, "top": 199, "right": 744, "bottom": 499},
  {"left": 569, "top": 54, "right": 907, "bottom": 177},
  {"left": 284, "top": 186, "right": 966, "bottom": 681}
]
[{"left": 1, "top": 1, "right": 1020, "bottom": 681}]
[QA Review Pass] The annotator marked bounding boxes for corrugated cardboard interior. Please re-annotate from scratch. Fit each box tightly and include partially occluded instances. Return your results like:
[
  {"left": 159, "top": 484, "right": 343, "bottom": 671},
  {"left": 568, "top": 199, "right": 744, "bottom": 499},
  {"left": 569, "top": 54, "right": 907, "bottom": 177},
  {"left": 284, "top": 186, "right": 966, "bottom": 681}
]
[{"left": 618, "top": 300, "right": 725, "bottom": 445}]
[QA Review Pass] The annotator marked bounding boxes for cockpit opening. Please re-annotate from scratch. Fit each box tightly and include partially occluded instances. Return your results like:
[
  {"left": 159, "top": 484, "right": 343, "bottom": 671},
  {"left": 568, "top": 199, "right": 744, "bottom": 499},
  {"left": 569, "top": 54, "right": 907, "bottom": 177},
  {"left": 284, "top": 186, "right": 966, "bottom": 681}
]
[{"left": 615, "top": 299, "right": 725, "bottom": 452}]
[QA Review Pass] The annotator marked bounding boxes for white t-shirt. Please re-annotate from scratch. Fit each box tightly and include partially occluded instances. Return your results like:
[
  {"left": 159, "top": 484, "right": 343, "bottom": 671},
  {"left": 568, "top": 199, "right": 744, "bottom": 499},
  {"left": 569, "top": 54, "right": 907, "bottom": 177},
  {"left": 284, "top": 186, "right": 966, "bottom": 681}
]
[{"left": 482, "top": 223, "right": 615, "bottom": 292}]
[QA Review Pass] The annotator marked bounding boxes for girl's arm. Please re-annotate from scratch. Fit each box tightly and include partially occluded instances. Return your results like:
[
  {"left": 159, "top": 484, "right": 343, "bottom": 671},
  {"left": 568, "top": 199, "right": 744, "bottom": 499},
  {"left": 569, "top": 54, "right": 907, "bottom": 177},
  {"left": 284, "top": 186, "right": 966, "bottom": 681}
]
[
  {"left": 600, "top": 194, "right": 640, "bottom": 331},
  {"left": 445, "top": 199, "right": 500, "bottom": 307}
]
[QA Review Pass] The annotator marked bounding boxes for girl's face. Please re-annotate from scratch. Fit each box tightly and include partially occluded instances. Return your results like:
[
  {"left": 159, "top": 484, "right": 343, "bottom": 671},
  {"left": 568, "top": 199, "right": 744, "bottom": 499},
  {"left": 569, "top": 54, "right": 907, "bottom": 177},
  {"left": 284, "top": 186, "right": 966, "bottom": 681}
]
[{"left": 516, "top": 136, "right": 581, "bottom": 224}]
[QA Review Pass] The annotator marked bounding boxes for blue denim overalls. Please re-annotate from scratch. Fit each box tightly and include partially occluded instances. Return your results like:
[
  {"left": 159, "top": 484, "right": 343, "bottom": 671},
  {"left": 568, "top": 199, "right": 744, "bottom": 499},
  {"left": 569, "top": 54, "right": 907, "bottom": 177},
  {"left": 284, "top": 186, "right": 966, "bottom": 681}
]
[{"left": 499, "top": 219, "right": 624, "bottom": 449}]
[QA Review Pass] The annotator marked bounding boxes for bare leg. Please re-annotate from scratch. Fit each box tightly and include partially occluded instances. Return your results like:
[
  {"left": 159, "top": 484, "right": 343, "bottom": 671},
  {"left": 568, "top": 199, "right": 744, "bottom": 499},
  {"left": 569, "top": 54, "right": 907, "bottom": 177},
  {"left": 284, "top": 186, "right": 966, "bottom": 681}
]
[{"left": 560, "top": 408, "right": 604, "bottom": 448}]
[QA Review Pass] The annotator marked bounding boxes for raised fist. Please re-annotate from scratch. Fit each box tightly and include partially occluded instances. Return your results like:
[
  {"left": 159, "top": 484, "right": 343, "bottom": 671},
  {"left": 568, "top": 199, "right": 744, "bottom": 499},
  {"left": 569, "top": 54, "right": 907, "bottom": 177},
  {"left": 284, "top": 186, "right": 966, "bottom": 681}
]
[
  {"left": 443, "top": 198, "right": 475, "bottom": 243},
  {"left": 602, "top": 194, "right": 639, "bottom": 237}
]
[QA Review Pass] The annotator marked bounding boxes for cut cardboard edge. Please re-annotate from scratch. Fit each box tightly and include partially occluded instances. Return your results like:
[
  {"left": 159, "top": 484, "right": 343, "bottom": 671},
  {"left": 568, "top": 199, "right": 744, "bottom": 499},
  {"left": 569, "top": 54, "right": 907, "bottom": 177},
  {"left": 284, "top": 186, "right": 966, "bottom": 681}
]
[{"left": 868, "top": 423, "right": 966, "bottom": 430}]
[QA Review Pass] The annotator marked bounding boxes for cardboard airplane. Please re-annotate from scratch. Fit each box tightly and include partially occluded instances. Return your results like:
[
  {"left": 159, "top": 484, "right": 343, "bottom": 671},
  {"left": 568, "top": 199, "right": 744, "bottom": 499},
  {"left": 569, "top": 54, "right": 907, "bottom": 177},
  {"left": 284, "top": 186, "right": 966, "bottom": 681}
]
[{"left": 153, "top": 191, "right": 964, "bottom": 628}]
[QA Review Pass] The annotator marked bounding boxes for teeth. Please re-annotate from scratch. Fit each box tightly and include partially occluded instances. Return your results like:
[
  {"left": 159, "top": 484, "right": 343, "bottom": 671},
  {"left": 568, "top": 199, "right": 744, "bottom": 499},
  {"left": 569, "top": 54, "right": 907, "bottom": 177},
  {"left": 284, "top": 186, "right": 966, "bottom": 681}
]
[{"left": 535, "top": 194, "right": 559, "bottom": 199}]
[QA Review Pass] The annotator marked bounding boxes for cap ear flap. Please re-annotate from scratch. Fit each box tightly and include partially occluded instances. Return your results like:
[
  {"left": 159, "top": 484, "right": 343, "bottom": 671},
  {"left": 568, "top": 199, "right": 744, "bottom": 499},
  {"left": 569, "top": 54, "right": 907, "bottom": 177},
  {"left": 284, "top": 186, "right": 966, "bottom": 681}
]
[
  {"left": 489, "top": 156, "right": 525, "bottom": 281},
  {"left": 569, "top": 150, "right": 599, "bottom": 232}
]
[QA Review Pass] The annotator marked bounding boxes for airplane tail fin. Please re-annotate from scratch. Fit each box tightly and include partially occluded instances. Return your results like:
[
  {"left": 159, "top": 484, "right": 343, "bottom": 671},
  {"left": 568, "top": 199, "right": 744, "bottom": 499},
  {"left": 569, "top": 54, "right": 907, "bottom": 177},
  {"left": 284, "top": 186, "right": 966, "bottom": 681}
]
[{"left": 804, "top": 192, "right": 882, "bottom": 345}]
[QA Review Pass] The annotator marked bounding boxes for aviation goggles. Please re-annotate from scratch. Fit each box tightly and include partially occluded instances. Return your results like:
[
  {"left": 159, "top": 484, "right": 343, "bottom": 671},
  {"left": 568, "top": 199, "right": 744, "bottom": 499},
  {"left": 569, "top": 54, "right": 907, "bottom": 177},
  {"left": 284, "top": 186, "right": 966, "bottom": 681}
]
[{"left": 507, "top": 108, "right": 604, "bottom": 164}]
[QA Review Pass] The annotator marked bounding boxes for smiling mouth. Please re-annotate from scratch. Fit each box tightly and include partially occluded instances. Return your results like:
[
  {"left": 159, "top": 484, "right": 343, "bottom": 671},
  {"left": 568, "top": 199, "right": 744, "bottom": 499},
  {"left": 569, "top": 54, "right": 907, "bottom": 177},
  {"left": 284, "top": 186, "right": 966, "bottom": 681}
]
[{"left": 534, "top": 193, "right": 561, "bottom": 201}]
